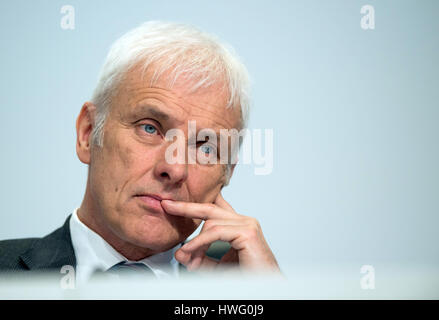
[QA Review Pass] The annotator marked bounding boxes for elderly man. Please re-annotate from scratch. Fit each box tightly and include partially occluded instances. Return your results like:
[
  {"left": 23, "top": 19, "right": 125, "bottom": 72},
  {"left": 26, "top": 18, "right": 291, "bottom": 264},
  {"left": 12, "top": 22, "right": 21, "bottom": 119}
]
[{"left": 0, "top": 21, "right": 280, "bottom": 283}]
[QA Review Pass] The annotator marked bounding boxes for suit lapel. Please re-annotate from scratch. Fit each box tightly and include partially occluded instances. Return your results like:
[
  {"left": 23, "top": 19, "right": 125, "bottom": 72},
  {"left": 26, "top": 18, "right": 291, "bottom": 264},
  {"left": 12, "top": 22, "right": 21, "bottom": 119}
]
[{"left": 19, "top": 215, "right": 76, "bottom": 271}]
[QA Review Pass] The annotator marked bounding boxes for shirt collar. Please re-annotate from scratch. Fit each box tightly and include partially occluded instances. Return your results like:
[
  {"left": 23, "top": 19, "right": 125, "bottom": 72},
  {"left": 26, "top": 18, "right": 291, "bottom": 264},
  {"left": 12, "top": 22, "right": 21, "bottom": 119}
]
[{"left": 69, "top": 208, "right": 180, "bottom": 284}]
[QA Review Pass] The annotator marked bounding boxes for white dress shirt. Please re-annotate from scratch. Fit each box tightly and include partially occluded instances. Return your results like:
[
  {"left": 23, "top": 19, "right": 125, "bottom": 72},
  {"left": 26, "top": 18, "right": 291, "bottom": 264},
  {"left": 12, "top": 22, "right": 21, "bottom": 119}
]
[{"left": 69, "top": 208, "right": 180, "bottom": 285}]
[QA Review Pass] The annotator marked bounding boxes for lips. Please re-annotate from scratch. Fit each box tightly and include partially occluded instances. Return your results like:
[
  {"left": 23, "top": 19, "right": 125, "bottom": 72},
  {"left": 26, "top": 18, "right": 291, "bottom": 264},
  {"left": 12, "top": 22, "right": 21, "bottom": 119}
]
[
  {"left": 145, "top": 194, "right": 163, "bottom": 201},
  {"left": 134, "top": 193, "right": 173, "bottom": 213}
]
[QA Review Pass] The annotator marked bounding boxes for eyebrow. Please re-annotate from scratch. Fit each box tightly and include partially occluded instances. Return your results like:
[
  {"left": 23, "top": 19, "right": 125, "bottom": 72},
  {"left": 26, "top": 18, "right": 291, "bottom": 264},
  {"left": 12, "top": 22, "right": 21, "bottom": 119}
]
[
  {"left": 131, "top": 104, "right": 171, "bottom": 122},
  {"left": 131, "top": 103, "right": 225, "bottom": 139}
]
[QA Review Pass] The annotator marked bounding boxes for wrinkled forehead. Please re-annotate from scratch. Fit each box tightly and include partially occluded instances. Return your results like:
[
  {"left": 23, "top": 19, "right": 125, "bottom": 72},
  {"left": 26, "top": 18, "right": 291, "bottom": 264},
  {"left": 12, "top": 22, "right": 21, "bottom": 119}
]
[{"left": 112, "top": 63, "right": 243, "bottom": 130}]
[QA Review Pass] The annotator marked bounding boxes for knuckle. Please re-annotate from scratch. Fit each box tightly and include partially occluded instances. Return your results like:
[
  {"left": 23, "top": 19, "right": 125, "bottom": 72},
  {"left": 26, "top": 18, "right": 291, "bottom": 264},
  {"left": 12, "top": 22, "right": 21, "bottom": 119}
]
[
  {"left": 246, "top": 223, "right": 260, "bottom": 239},
  {"left": 254, "top": 219, "right": 261, "bottom": 230},
  {"left": 203, "top": 220, "right": 213, "bottom": 229},
  {"left": 211, "top": 225, "right": 222, "bottom": 233},
  {"left": 246, "top": 217, "right": 260, "bottom": 230},
  {"left": 242, "top": 230, "right": 254, "bottom": 241}
]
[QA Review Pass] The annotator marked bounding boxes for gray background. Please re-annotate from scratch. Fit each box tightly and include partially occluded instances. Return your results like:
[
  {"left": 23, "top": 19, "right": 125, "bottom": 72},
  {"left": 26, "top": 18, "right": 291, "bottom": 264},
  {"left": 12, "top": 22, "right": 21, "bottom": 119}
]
[{"left": 0, "top": 0, "right": 438, "bottom": 296}]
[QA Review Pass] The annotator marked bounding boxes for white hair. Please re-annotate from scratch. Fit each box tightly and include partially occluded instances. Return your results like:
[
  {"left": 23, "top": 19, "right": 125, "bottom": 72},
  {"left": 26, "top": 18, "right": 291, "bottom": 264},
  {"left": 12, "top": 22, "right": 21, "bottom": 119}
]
[{"left": 91, "top": 20, "right": 251, "bottom": 147}]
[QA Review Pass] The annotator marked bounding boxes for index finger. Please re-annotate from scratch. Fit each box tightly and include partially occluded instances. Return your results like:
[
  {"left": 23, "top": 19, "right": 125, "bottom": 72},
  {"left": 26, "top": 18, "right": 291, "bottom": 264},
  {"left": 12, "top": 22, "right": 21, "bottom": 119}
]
[{"left": 161, "top": 200, "right": 236, "bottom": 220}]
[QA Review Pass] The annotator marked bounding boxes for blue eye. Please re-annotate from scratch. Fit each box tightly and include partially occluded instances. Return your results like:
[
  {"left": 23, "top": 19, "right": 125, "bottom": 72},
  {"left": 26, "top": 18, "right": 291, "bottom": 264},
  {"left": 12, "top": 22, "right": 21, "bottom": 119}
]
[
  {"left": 200, "top": 145, "right": 217, "bottom": 157},
  {"left": 143, "top": 124, "right": 157, "bottom": 134},
  {"left": 200, "top": 145, "right": 212, "bottom": 154}
]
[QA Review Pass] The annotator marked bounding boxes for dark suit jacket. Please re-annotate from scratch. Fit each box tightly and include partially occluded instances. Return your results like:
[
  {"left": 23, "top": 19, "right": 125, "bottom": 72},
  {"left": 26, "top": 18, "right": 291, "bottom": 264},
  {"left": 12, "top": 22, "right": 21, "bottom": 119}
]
[
  {"left": 0, "top": 215, "right": 230, "bottom": 274},
  {"left": 0, "top": 216, "right": 75, "bottom": 273}
]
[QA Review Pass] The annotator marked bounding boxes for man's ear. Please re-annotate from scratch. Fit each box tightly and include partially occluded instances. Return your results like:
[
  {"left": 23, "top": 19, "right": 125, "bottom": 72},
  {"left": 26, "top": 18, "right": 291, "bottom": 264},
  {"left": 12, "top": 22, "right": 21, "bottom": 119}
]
[{"left": 76, "top": 102, "right": 97, "bottom": 165}]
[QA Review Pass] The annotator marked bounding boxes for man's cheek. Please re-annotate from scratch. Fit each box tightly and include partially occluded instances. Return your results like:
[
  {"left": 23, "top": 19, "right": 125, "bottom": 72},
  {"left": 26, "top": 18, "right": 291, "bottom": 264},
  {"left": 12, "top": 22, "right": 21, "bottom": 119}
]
[
  {"left": 192, "top": 176, "right": 224, "bottom": 203},
  {"left": 203, "top": 183, "right": 224, "bottom": 204}
]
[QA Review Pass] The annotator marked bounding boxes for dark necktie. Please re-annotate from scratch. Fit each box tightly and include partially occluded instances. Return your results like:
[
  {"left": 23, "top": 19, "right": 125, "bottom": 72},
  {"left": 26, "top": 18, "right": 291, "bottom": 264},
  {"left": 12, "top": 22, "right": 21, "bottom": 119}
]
[{"left": 105, "top": 261, "right": 155, "bottom": 280}]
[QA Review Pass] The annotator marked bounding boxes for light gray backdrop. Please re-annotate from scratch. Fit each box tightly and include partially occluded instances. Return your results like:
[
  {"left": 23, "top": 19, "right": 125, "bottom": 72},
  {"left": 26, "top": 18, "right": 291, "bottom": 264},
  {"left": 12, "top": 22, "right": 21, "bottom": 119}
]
[{"left": 0, "top": 0, "right": 438, "bottom": 297}]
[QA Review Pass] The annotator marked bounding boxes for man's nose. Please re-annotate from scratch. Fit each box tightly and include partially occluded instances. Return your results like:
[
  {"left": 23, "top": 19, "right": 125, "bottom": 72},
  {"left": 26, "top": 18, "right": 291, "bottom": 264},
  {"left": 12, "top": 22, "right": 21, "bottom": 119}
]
[{"left": 153, "top": 151, "right": 188, "bottom": 186}]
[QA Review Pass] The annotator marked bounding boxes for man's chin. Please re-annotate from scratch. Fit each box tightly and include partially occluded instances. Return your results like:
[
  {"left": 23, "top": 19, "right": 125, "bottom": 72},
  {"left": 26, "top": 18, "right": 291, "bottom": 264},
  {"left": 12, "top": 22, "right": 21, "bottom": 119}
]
[
  {"left": 125, "top": 227, "right": 184, "bottom": 252},
  {"left": 115, "top": 212, "right": 196, "bottom": 253},
  {"left": 130, "top": 238, "right": 182, "bottom": 255}
]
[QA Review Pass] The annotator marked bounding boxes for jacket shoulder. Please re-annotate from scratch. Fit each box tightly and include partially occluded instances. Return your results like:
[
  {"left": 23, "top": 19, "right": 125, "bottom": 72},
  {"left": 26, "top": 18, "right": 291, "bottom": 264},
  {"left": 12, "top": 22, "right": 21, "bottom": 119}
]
[
  {"left": 0, "top": 215, "right": 75, "bottom": 272},
  {"left": 0, "top": 237, "right": 39, "bottom": 270}
]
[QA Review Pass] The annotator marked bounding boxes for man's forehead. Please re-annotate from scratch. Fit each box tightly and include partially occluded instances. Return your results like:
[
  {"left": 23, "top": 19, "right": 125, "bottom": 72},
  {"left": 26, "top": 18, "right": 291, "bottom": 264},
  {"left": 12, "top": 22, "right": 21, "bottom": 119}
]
[{"left": 116, "top": 66, "right": 242, "bottom": 130}]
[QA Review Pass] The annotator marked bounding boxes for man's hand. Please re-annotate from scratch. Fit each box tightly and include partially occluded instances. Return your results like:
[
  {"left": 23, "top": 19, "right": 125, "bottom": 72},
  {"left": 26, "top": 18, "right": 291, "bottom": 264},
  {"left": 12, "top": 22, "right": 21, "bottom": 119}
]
[{"left": 161, "top": 193, "right": 281, "bottom": 274}]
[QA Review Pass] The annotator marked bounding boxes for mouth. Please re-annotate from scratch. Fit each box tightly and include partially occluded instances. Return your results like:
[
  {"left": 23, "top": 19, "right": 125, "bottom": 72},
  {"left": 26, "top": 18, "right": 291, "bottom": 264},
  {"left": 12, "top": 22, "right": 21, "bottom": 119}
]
[{"left": 134, "top": 194, "right": 173, "bottom": 214}]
